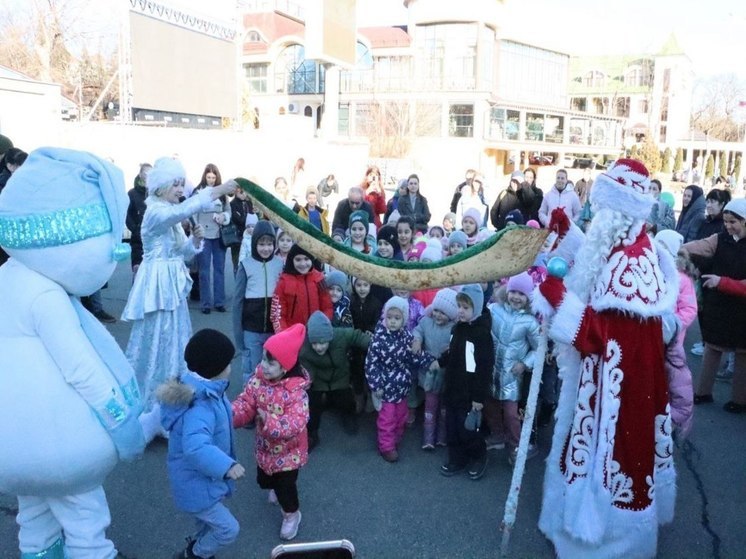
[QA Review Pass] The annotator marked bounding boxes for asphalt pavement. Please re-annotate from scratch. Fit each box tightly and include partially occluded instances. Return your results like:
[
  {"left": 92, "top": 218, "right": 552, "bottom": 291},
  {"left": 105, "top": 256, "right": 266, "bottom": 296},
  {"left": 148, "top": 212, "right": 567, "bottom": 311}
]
[{"left": 1, "top": 257, "right": 744, "bottom": 559}]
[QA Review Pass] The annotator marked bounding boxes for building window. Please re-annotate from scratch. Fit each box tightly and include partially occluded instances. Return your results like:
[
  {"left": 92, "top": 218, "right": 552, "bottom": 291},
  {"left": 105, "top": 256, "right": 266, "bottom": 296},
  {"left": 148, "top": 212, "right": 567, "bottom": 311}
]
[
  {"left": 584, "top": 70, "right": 605, "bottom": 88},
  {"left": 246, "top": 30, "right": 262, "bottom": 42},
  {"left": 304, "top": 106, "right": 313, "bottom": 117},
  {"left": 340, "top": 42, "right": 376, "bottom": 93},
  {"left": 487, "top": 107, "right": 520, "bottom": 140},
  {"left": 418, "top": 23, "right": 477, "bottom": 91},
  {"left": 338, "top": 103, "right": 349, "bottom": 135},
  {"left": 571, "top": 97, "right": 587, "bottom": 112},
  {"left": 638, "top": 99, "right": 649, "bottom": 113},
  {"left": 244, "top": 63, "right": 268, "bottom": 93},
  {"left": 448, "top": 104, "right": 473, "bottom": 137},
  {"left": 614, "top": 97, "right": 630, "bottom": 118},
  {"left": 526, "top": 113, "right": 545, "bottom": 141},
  {"left": 663, "top": 69, "right": 671, "bottom": 93},
  {"left": 275, "top": 44, "right": 325, "bottom": 94},
  {"left": 369, "top": 55, "right": 412, "bottom": 92},
  {"left": 659, "top": 124, "right": 667, "bottom": 144},
  {"left": 498, "top": 40, "right": 569, "bottom": 107},
  {"left": 660, "top": 97, "right": 669, "bottom": 122}
]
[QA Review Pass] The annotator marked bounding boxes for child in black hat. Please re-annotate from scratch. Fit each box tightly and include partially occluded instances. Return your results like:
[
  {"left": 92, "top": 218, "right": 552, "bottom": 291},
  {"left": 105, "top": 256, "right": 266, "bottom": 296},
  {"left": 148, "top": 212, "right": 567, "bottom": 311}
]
[{"left": 157, "top": 329, "right": 244, "bottom": 559}]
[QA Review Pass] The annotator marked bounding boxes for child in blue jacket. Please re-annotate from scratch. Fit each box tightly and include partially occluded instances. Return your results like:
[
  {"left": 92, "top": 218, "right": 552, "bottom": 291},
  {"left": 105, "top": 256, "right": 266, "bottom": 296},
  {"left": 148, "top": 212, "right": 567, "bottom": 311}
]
[{"left": 158, "top": 329, "right": 245, "bottom": 559}]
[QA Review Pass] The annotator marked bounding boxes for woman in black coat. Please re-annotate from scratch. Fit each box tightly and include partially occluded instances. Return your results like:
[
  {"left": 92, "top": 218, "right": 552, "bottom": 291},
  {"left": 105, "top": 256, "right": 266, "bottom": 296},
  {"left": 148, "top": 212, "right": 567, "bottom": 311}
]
[
  {"left": 695, "top": 188, "right": 731, "bottom": 240},
  {"left": 676, "top": 185, "right": 706, "bottom": 243},
  {"left": 490, "top": 174, "right": 522, "bottom": 231},
  {"left": 396, "top": 174, "right": 432, "bottom": 226}
]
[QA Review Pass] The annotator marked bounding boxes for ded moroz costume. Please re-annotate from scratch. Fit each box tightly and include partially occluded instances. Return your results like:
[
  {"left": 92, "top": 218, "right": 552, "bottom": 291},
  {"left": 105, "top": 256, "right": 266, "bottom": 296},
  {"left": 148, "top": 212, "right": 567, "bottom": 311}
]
[{"left": 532, "top": 159, "right": 679, "bottom": 559}]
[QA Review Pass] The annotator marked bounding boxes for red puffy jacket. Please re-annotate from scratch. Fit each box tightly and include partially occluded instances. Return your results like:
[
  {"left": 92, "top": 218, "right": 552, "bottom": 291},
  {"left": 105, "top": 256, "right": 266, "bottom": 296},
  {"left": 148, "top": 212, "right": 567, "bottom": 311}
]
[{"left": 271, "top": 269, "right": 333, "bottom": 332}]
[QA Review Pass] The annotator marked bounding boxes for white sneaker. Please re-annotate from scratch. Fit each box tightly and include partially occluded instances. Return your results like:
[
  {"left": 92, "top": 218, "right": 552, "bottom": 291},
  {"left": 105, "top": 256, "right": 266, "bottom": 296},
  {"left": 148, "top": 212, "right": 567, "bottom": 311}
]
[
  {"left": 690, "top": 342, "right": 704, "bottom": 356},
  {"left": 268, "top": 489, "right": 278, "bottom": 505},
  {"left": 280, "top": 510, "right": 301, "bottom": 540}
]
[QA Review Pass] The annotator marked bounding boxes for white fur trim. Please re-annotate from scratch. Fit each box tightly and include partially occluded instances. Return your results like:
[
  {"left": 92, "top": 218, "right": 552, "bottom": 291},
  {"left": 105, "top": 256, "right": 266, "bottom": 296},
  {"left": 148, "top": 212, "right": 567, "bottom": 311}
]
[
  {"left": 549, "top": 291, "right": 586, "bottom": 346},
  {"left": 591, "top": 173, "right": 653, "bottom": 221},
  {"left": 549, "top": 222, "right": 585, "bottom": 264},
  {"left": 531, "top": 285, "right": 556, "bottom": 320}
]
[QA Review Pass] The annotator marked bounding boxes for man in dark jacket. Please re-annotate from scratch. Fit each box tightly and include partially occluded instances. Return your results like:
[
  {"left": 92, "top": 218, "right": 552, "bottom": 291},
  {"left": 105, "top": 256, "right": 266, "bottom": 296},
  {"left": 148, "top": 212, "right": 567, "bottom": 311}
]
[
  {"left": 331, "top": 187, "right": 375, "bottom": 233},
  {"left": 126, "top": 163, "right": 151, "bottom": 275}
]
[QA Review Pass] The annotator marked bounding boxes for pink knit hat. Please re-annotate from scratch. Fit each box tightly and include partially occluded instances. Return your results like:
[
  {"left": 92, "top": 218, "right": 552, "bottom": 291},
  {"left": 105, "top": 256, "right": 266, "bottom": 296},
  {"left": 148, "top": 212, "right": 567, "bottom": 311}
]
[
  {"left": 462, "top": 207, "right": 483, "bottom": 226},
  {"left": 506, "top": 271, "right": 534, "bottom": 297},
  {"left": 264, "top": 323, "right": 306, "bottom": 371}
]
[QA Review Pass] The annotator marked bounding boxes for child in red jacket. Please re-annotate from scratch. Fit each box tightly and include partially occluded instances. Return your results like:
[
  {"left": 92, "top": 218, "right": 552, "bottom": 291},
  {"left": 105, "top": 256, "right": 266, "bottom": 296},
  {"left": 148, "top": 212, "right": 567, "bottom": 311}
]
[
  {"left": 271, "top": 244, "right": 333, "bottom": 332},
  {"left": 232, "top": 323, "right": 310, "bottom": 541}
]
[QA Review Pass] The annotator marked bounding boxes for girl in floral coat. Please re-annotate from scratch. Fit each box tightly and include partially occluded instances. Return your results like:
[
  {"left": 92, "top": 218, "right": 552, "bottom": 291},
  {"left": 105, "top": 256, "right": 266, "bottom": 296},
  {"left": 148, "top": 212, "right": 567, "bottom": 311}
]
[{"left": 232, "top": 324, "right": 310, "bottom": 541}]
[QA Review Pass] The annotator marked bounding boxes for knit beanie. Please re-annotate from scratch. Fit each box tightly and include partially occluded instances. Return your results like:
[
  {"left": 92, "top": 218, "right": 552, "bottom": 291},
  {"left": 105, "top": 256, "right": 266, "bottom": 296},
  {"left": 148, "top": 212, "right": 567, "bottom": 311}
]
[
  {"left": 349, "top": 209, "right": 369, "bottom": 230},
  {"left": 407, "top": 241, "right": 426, "bottom": 261},
  {"left": 526, "top": 219, "right": 540, "bottom": 229},
  {"left": 428, "top": 225, "right": 445, "bottom": 237},
  {"left": 443, "top": 212, "right": 457, "bottom": 226},
  {"left": 510, "top": 170, "right": 525, "bottom": 183},
  {"left": 184, "top": 328, "right": 235, "bottom": 379},
  {"left": 459, "top": 284, "right": 484, "bottom": 315},
  {"left": 383, "top": 296, "right": 409, "bottom": 325},
  {"left": 505, "top": 209, "right": 525, "bottom": 225},
  {"left": 283, "top": 243, "right": 315, "bottom": 274},
  {"left": 654, "top": 230, "right": 684, "bottom": 258},
  {"left": 325, "top": 270, "right": 348, "bottom": 292},
  {"left": 264, "top": 323, "right": 306, "bottom": 371},
  {"left": 245, "top": 213, "right": 259, "bottom": 227},
  {"left": 146, "top": 156, "right": 186, "bottom": 195},
  {"left": 463, "top": 208, "right": 483, "bottom": 226},
  {"left": 448, "top": 230, "right": 468, "bottom": 249},
  {"left": 377, "top": 224, "right": 400, "bottom": 252},
  {"left": 307, "top": 311, "right": 334, "bottom": 343},
  {"left": 420, "top": 238, "right": 444, "bottom": 262},
  {"left": 724, "top": 198, "right": 746, "bottom": 220},
  {"left": 506, "top": 271, "right": 534, "bottom": 297},
  {"left": 428, "top": 288, "right": 458, "bottom": 321}
]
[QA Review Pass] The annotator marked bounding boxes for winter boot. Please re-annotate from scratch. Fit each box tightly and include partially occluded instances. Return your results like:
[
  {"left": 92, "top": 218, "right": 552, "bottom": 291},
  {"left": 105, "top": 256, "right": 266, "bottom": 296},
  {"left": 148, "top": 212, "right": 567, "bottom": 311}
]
[{"left": 280, "top": 510, "right": 302, "bottom": 540}]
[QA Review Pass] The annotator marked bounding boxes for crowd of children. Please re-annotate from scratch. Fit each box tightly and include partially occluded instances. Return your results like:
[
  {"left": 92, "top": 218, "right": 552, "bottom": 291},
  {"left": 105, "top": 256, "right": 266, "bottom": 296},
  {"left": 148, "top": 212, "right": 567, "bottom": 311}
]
[{"left": 126, "top": 163, "right": 733, "bottom": 559}]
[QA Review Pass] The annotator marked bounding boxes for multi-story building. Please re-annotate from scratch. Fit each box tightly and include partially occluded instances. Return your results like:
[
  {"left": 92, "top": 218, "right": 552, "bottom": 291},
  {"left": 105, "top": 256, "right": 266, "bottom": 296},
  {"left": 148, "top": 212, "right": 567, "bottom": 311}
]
[
  {"left": 240, "top": 0, "right": 624, "bottom": 180},
  {"left": 568, "top": 34, "right": 694, "bottom": 148}
]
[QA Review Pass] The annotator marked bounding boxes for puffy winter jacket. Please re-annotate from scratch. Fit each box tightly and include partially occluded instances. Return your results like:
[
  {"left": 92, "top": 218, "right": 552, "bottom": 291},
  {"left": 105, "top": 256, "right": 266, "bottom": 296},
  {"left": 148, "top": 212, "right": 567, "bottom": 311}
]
[
  {"left": 232, "top": 365, "right": 310, "bottom": 474},
  {"left": 488, "top": 302, "right": 540, "bottom": 401},
  {"left": 158, "top": 374, "right": 237, "bottom": 513},
  {"left": 299, "top": 328, "right": 370, "bottom": 392}
]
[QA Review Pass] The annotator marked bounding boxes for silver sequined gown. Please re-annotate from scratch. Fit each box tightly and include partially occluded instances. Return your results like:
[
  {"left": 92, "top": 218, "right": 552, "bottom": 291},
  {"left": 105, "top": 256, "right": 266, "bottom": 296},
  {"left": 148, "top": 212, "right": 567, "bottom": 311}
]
[{"left": 122, "top": 189, "right": 212, "bottom": 411}]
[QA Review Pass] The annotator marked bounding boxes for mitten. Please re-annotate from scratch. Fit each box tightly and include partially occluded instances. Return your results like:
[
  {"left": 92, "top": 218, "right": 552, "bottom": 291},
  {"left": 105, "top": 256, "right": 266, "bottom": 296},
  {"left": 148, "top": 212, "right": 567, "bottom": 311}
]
[
  {"left": 538, "top": 275, "right": 566, "bottom": 310},
  {"left": 548, "top": 207, "right": 571, "bottom": 238}
]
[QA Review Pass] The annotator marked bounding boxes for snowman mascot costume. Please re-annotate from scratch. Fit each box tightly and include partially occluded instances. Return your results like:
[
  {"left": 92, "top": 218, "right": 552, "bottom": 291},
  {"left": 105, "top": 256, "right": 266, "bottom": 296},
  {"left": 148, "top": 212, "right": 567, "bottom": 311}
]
[
  {"left": 0, "top": 148, "right": 145, "bottom": 558},
  {"left": 532, "top": 159, "right": 678, "bottom": 558}
]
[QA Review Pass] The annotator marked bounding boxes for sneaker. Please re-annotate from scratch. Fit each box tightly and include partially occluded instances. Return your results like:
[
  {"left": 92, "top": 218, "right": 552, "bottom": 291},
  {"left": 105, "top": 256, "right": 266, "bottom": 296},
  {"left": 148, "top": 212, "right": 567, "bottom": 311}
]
[
  {"left": 214, "top": 306, "right": 227, "bottom": 313},
  {"left": 93, "top": 309, "right": 117, "bottom": 324},
  {"left": 381, "top": 449, "right": 399, "bottom": 462},
  {"left": 440, "top": 462, "right": 464, "bottom": 476},
  {"left": 268, "top": 489, "right": 278, "bottom": 505},
  {"left": 421, "top": 442, "right": 435, "bottom": 451},
  {"left": 485, "top": 436, "right": 506, "bottom": 451},
  {"left": 509, "top": 444, "right": 538, "bottom": 466},
  {"left": 436, "top": 439, "right": 447, "bottom": 447},
  {"left": 690, "top": 342, "right": 704, "bottom": 356},
  {"left": 468, "top": 455, "right": 488, "bottom": 480},
  {"left": 716, "top": 368, "right": 734, "bottom": 382},
  {"left": 280, "top": 510, "right": 302, "bottom": 540}
]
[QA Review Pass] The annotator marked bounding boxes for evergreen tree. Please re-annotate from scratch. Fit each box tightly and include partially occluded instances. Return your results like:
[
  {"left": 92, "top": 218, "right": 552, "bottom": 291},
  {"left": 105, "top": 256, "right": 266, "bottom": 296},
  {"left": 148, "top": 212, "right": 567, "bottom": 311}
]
[
  {"left": 630, "top": 145, "right": 639, "bottom": 159},
  {"left": 674, "top": 148, "right": 684, "bottom": 172},
  {"left": 705, "top": 154, "right": 715, "bottom": 179},
  {"left": 734, "top": 155, "right": 742, "bottom": 184},
  {"left": 638, "top": 138, "right": 662, "bottom": 175},
  {"left": 662, "top": 148, "right": 672, "bottom": 173},
  {"left": 719, "top": 151, "right": 728, "bottom": 179}
]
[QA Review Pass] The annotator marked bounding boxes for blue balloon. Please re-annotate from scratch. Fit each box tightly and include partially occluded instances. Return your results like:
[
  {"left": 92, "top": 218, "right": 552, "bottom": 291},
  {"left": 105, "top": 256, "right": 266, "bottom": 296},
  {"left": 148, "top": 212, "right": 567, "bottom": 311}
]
[{"left": 547, "top": 256, "right": 569, "bottom": 278}]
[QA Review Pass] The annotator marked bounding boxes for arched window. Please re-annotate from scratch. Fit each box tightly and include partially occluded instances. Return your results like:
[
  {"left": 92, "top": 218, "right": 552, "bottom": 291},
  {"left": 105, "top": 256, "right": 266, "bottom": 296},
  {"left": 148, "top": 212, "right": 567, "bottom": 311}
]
[
  {"left": 246, "top": 30, "right": 262, "bottom": 42},
  {"left": 625, "top": 63, "right": 652, "bottom": 87},
  {"left": 275, "top": 44, "right": 325, "bottom": 94},
  {"left": 304, "top": 105, "right": 313, "bottom": 117},
  {"left": 355, "top": 41, "right": 373, "bottom": 69}
]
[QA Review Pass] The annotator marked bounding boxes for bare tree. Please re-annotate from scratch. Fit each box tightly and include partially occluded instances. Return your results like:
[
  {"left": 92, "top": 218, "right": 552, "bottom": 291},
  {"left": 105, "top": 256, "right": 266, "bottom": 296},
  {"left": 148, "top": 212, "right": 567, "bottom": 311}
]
[
  {"left": 0, "top": 0, "right": 116, "bottom": 115},
  {"left": 691, "top": 73, "right": 746, "bottom": 141},
  {"left": 359, "top": 100, "right": 442, "bottom": 158}
]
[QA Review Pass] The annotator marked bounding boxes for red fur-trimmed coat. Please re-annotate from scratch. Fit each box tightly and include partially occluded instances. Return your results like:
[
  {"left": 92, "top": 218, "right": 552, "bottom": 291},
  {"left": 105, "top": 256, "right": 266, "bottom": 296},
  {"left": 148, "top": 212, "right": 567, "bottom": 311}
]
[
  {"left": 534, "top": 229, "right": 679, "bottom": 559},
  {"left": 232, "top": 366, "right": 310, "bottom": 475}
]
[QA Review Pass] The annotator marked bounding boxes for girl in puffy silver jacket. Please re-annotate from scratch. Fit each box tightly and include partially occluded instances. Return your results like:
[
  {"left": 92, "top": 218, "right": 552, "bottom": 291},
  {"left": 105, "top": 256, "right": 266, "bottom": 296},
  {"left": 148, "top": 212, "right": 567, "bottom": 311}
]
[{"left": 486, "top": 272, "right": 540, "bottom": 459}]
